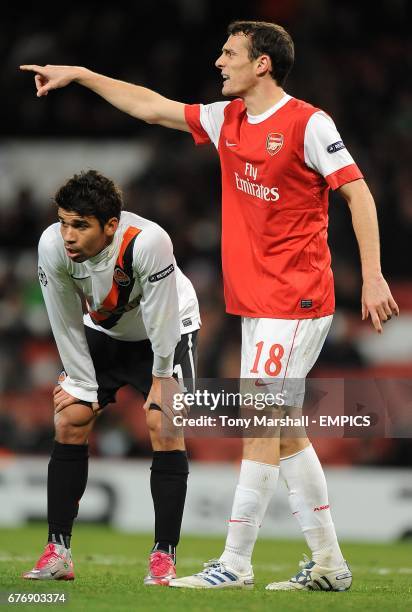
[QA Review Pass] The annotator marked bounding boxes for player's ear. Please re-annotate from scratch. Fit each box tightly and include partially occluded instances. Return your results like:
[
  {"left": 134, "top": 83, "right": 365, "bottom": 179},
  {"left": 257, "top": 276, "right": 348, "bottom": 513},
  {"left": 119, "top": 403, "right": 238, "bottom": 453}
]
[
  {"left": 256, "top": 54, "right": 272, "bottom": 77},
  {"left": 105, "top": 217, "right": 119, "bottom": 237}
]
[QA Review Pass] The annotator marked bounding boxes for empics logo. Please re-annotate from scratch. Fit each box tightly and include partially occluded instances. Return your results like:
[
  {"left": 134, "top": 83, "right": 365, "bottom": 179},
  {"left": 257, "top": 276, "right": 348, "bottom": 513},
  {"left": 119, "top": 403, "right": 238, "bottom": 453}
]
[{"left": 266, "top": 132, "right": 284, "bottom": 156}]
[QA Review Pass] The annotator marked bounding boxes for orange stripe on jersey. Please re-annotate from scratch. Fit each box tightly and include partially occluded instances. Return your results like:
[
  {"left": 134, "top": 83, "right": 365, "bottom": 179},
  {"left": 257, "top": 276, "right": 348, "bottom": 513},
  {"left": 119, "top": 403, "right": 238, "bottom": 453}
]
[
  {"left": 88, "top": 226, "right": 141, "bottom": 322},
  {"left": 118, "top": 226, "right": 141, "bottom": 268}
]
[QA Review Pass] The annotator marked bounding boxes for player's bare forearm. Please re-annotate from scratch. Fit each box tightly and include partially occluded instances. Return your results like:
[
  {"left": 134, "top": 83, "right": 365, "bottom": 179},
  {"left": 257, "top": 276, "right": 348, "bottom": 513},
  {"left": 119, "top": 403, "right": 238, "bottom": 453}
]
[
  {"left": 19, "top": 64, "right": 190, "bottom": 131},
  {"left": 339, "top": 179, "right": 381, "bottom": 279},
  {"left": 338, "top": 179, "right": 399, "bottom": 332}
]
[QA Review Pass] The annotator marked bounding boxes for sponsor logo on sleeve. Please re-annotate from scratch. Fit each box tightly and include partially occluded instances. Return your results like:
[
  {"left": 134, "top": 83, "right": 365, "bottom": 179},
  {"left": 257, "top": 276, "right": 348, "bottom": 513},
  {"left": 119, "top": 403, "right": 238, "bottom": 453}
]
[
  {"left": 327, "top": 140, "right": 346, "bottom": 153},
  {"left": 113, "top": 266, "right": 131, "bottom": 287},
  {"left": 266, "top": 132, "right": 284, "bottom": 156},
  {"left": 38, "top": 266, "right": 48, "bottom": 286},
  {"left": 149, "top": 263, "right": 175, "bottom": 283}
]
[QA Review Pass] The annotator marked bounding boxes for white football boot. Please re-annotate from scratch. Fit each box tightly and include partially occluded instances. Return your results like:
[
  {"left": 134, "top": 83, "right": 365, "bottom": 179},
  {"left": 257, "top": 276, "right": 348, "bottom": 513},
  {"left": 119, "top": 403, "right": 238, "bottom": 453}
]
[
  {"left": 169, "top": 559, "right": 254, "bottom": 589},
  {"left": 266, "top": 554, "right": 352, "bottom": 591}
]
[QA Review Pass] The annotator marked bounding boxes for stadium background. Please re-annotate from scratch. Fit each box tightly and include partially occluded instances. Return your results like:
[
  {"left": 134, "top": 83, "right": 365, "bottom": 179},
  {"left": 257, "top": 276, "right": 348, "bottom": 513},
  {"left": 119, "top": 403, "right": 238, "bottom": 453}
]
[{"left": 0, "top": 0, "right": 411, "bottom": 542}]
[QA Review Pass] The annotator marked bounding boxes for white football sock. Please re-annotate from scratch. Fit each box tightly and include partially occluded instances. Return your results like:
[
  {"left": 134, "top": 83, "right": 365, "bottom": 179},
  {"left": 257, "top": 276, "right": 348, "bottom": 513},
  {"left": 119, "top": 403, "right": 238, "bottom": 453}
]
[
  {"left": 219, "top": 459, "right": 279, "bottom": 573},
  {"left": 280, "top": 444, "right": 344, "bottom": 568}
]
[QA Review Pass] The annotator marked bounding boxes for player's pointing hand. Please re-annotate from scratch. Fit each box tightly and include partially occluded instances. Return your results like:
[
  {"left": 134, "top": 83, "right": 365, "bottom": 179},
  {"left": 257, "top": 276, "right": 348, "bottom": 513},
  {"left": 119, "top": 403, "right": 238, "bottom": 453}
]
[{"left": 19, "top": 64, "right": 80, "bottom": 97}]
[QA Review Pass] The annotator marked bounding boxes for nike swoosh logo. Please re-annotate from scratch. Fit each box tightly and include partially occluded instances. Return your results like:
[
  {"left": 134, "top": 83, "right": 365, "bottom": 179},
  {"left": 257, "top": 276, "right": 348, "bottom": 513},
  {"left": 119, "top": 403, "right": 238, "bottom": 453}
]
[
  {"left": 225, "top": 140, "right": 237, "bottom": 147},
  {"left": 255, "top": 379, "right": 275, "bottom": 387},
  {"left": 71, "top": 275, "right": 90, "bottom": 280}
]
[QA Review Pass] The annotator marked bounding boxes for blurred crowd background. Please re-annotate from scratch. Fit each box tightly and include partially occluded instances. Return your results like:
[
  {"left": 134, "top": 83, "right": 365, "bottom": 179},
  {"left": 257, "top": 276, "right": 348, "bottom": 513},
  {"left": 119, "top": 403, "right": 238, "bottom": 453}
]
[{"left": 1, "top": 1, "right": 411, "bottom": 465}]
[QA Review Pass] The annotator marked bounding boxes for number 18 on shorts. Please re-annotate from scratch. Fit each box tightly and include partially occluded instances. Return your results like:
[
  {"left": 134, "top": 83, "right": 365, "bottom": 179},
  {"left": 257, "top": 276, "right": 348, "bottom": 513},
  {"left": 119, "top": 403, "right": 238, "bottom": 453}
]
[{"left": 240, "top": 315, "right": 333, "bottom": 408}]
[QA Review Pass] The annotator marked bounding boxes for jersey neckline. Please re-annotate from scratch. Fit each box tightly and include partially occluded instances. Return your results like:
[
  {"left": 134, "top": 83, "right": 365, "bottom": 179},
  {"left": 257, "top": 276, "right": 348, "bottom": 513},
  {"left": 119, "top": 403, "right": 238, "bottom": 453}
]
[{"left": 246, "top": 93, "right": 292, "bottom": 124}]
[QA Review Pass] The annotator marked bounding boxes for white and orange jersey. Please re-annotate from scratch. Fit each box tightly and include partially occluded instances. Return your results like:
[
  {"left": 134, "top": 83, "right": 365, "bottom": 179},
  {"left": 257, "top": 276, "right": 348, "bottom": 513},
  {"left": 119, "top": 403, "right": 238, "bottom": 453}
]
[
  {"left": 185, "top": 94, "right": 363, "bottom": 319},
  {"left": 38, "top": 211, "right": 200, "bottom": 402}
]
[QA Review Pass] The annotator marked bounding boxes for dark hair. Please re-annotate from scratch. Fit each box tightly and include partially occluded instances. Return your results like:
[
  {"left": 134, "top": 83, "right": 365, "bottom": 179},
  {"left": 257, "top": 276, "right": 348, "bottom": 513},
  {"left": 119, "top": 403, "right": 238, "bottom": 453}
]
[
  {"left": 54, "top": 169, "right": 123, "bottom": 228},
  {"left": 228, "top": 20, "right": 294, "bottom": 86}
]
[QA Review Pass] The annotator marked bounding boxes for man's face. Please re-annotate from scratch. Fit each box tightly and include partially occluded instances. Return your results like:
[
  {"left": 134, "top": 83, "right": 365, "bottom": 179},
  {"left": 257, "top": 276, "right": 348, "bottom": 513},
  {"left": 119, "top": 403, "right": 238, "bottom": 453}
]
[
  {"left": 215, "top": 34, "right": 258, "bottom": 97},
  {"left": 58, "top": 208, "right": 118, "bottom": 263}
]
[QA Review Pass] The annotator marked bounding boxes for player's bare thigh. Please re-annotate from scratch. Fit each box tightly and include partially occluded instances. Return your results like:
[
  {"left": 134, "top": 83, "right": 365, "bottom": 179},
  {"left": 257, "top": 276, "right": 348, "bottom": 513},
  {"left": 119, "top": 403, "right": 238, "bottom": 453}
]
[{"left": 54, "top": 403, "right": 97, "bottom": 445}]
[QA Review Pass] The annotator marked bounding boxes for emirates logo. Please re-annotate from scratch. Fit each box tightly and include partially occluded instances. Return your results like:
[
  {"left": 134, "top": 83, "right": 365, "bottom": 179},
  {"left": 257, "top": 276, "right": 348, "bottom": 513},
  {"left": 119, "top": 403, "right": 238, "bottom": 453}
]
[{"left": 266, "top": 132, "right": 284, "bottom": 156}]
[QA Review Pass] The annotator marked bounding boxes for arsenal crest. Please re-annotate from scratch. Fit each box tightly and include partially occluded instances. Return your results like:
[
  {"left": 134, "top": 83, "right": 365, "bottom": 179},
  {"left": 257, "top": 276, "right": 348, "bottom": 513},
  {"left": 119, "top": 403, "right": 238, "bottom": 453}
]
[
  {"left": 114, "top": 266, "right": 131, "bottom": 287},
  {"left": 266, "top": 132, "right": 284, "bottom": 156}
]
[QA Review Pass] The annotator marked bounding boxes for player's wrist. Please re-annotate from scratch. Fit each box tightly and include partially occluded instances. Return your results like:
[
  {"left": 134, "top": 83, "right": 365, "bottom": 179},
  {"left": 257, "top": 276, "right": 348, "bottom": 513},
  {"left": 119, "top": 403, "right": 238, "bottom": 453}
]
[
  {"left": 74, "top": 66, "right": 95, "bottom": 84},
  {"left": 362, "top": 269, "right": 383, "bottom": 283},
  {"left": 152, "top": 374, "right": 173, "bottom": 381}
]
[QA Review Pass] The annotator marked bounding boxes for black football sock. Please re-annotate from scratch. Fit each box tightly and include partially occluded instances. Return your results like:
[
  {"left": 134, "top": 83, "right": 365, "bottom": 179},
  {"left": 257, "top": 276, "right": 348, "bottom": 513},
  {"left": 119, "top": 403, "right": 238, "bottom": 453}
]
[
  {"left": 47, "top": 441, "right": 89, "bottom": 548},
  {"left": 150, "top": 450, "right": 189, "bottom": 557}
]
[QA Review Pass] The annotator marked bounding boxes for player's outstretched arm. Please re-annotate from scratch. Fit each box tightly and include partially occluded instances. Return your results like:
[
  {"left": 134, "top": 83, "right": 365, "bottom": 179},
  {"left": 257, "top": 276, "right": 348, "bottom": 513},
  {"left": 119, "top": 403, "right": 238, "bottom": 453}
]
[
  {"left": 19, "top": 64, "right": 189, "bottom": 132},
  {"left": 338, "top": 179, "right": 399, "bottom": 333}
]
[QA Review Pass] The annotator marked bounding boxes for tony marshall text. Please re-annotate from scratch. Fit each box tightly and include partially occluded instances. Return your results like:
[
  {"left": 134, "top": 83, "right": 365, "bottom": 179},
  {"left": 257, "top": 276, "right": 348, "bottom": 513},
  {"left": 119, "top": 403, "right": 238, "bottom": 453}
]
[{"left": 173, "top": 415, "right": 371, "bottom": 428}]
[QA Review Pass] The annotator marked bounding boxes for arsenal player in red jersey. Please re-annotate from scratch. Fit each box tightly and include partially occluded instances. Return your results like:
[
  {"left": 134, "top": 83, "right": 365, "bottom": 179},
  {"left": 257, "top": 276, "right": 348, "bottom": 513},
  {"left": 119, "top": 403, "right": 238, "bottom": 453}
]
[{"left": 21, "top": 19, "right": 398, "bottom": 592}]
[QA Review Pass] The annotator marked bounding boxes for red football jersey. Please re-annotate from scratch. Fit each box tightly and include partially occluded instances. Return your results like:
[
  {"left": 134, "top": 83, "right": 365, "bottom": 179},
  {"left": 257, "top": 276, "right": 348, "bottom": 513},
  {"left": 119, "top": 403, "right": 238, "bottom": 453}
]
[{"left": 185, "top": 95, "right": 363, "bottom": 318}]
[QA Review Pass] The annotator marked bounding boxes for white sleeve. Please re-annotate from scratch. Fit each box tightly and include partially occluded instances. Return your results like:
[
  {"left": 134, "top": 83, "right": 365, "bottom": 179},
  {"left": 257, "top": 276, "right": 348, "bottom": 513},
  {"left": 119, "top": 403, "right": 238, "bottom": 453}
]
[
  {"left": 199, "top": 101, "right": 230, "bottom": 148},
  {"left": 135, "top": 226, "right": 181, "bottom": 377},
  {"left": 38, "top": 228, "right": 98, "bottom": 402},
  {"left": 304, "top": 111, "right": 357, "bottom": 178}
]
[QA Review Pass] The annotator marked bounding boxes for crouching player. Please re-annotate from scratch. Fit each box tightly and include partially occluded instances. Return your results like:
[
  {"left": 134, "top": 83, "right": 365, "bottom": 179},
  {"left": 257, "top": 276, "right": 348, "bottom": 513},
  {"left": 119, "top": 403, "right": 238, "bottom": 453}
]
[{"left": 23, "top": 169, "right": 200, "bottom": 585}]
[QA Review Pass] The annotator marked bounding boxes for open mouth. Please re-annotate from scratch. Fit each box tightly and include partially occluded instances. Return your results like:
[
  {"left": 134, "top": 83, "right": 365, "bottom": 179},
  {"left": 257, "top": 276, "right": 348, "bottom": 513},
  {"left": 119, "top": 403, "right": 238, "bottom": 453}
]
[{"left": 65, "top": 247, "right": 80, "bottom": 258}]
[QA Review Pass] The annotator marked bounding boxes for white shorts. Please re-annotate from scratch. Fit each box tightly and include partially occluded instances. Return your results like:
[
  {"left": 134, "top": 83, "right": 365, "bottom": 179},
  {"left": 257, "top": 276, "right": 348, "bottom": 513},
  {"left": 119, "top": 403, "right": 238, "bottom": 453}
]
[{"left": 240, "top": 315, "right": 333, "bottom": 407}]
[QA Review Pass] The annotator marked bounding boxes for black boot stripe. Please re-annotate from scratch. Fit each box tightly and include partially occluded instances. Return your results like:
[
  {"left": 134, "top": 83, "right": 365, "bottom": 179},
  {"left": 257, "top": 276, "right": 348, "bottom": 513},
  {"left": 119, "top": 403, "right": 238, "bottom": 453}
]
[{"left": 321, "top": 575, "right": 333, "bottom": 590}]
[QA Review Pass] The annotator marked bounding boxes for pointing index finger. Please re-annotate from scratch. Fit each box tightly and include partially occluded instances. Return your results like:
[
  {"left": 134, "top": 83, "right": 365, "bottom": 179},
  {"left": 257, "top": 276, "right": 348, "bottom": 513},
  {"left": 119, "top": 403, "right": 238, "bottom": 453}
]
[{"left": 20, "top": 64, "right": 44, "bottom": 72}]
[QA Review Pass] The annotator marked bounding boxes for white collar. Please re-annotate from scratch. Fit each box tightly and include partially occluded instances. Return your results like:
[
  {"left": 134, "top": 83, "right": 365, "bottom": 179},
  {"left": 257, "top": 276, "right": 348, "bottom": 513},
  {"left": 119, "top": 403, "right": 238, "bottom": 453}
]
[{"left": 247, "top": 94, "right": 292, "bottom": 124}]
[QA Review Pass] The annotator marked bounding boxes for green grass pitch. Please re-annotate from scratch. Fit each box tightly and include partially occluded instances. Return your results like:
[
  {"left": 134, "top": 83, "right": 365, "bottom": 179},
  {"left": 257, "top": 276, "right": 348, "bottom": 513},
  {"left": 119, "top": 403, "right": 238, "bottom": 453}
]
[{"left": 1, "top": 525, "right": 411, "bottom": 611}]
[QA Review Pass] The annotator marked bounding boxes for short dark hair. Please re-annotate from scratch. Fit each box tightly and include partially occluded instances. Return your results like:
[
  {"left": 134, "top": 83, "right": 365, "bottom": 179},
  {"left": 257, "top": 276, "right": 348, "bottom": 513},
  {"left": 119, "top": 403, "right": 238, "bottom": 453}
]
[
  {"left": 228, "top": 20, "right": 294, "bottom": 86},
  {"left": 54, "top": 169, "right": 123, "bottom": 228}
]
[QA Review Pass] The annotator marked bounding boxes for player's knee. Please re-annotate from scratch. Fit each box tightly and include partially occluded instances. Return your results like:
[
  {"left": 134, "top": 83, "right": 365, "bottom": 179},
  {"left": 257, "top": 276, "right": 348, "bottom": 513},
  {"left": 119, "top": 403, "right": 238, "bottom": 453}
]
[
  {"left": 146, "top": 408, "right": 162, "bottom": 436},
  {"left": 243, "top": 436, "right": 277, "bottom": 461},
  {"left": 280, "top": 436, "right": 310, "bottom": 458},
  {"left": 54, "top": 404, "right": 95, "bottom": 444},
  {"left": 146, "top": 409, "right": 184, "bottom": 450}
]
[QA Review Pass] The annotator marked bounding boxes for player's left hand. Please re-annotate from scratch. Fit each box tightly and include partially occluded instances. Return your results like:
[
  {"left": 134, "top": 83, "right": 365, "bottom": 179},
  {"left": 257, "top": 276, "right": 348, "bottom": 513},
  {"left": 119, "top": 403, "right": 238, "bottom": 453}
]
[
  {"left": 361, "top": 274, "right": 399, "bottom": 333},
  {"left": 53, "top": 385, "right": 100, "bottom": 414}
]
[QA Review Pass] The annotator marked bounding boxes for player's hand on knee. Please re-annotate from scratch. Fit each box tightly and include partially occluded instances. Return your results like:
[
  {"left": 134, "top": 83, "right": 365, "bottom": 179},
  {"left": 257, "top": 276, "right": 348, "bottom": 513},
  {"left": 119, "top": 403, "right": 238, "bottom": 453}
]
[
  {"left": 53, "top": 385, "right": 77, "bottom": 413},
  {"left": 144, "top": 376, "right": 188, "bottom": 421},
  {"left": 53, "top": 384, "right": 100, "bottom": 415}
]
